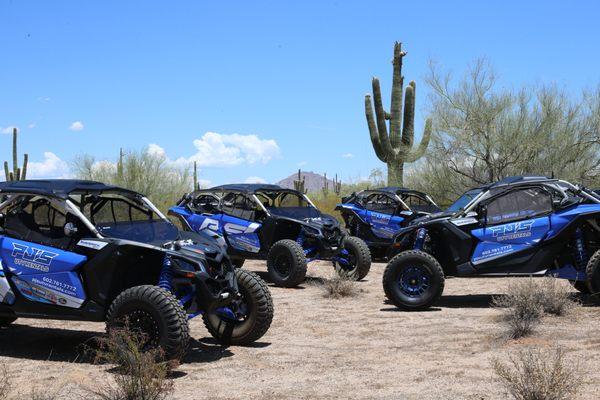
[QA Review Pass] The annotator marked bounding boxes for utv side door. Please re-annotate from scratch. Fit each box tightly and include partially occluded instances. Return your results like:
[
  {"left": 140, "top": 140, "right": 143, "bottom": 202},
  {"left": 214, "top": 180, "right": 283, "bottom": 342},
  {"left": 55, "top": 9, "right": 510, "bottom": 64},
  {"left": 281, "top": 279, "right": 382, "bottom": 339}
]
[
  {"left": 0, "top": 196, "right": 88, "bottom": 308},
  {"left": 364, "top": 193, "right": 406, "bottom": 239},
  {"left": 219, "top": 193, "right": 262, "bottom": 254},
  {"left": 470, "top": 187, "right": 553, "bottom": 273}
]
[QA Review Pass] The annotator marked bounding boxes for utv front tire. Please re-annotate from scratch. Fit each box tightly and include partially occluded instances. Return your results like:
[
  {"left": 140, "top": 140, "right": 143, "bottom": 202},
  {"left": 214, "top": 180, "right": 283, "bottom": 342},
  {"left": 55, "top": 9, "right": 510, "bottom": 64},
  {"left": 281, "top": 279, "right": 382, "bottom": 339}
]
[
  {"left": 335, "top": 236, "right": 372, "bottom": 281},
  {"left": 0, "top": 316, "right": 16, "bottom": 327},
  {"left": 383, "top": 250, "right": 445, "bottom": 311},
  {"left": 231, "top": 258, "right": 245, "bottom": 268},
  {"left": 204, "top": 269, "right": 274, "bottom": 345},
  {"left": 586, "top": 250, "right": 600, "bottom": 295},
  {"left": 267, "top": 239, "right": 307, "bottom": 287},
  {"left": 106, "top": 285, "right": 190, "bottom": 360}
]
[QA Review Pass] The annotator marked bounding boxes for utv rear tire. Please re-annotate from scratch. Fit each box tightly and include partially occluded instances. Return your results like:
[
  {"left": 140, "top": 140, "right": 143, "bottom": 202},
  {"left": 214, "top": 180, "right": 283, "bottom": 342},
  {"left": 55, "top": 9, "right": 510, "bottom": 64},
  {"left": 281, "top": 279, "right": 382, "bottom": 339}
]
[
  {"left": 106, "top": 285, "right": 190, "bottom": 360},
  {"left": 267, "top": 239, "right": 307, "bottom": 287},
  {"left": 335, "top": 236, "right": 372, "bottom": 281},
  {"left": 570, "top": 280, "right": 591, "bottom": 294},
  {"left": 204, "top": 269, "right": 274, "bottom": 345},
  {"left": 586, "top": 250, "right": 600, "bottom": 295},
  {"left": 0, "top": 317, "right": 16, "bottom": 327},
  {"left": 383, "top": 250, "right": 445, "bottom": 311}
]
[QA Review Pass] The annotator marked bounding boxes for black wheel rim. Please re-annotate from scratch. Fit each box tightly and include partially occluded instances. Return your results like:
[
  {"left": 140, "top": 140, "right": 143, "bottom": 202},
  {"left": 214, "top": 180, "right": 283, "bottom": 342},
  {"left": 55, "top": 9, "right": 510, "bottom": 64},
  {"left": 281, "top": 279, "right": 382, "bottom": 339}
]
[
  {"left": 398, "top": 265, "right": 431, "bottom": 298},
  {"left": 126, "top": 309, "right": 161, "bottom": 350},
  {"left": 273, "top": 253, "right": 291, "bottom": 277}
]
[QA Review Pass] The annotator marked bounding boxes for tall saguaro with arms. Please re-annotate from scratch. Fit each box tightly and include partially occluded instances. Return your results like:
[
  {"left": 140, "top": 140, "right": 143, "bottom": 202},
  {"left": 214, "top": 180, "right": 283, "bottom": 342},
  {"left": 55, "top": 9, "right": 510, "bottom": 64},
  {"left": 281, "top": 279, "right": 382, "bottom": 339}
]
[{"left": 365, "top": 42, "right": 432, "bottom": 186}]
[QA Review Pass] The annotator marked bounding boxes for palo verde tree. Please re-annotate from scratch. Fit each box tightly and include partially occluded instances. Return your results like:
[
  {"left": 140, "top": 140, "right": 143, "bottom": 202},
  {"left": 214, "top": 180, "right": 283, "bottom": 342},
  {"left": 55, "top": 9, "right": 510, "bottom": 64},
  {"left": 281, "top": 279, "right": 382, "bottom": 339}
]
[{"left": 365, "top": 42, "right": 432, "bottom": 186}]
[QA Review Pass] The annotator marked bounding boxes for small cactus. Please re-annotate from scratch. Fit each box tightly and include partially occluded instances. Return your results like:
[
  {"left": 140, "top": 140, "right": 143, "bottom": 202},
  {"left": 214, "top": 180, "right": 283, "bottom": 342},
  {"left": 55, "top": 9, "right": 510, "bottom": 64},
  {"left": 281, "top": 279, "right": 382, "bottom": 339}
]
[
  {"left": 3, "top": 128, "right": 28, "bottom": 181},
  {"left": 117, "top": 148, "right": 125, "bottom": 181},
  {"left": 294, "top": 169, "right": 306, "bottom": 194},
  {"left": 193, "top": 161, "right": 200, "bottom": 191},
  {"left": 322, "top": 172, "right": 329, "bottom": 196},
  {"left": 333, "top": 174, "right": 342, "bottom": 196}
]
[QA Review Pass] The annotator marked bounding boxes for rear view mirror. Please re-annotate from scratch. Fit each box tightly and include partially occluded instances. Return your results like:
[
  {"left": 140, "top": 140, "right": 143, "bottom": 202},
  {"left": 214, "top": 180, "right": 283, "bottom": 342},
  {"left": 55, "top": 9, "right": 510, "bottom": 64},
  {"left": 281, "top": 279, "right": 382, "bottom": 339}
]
[{"left": 64, "top": 222, "right": 79, "bottom": 237}]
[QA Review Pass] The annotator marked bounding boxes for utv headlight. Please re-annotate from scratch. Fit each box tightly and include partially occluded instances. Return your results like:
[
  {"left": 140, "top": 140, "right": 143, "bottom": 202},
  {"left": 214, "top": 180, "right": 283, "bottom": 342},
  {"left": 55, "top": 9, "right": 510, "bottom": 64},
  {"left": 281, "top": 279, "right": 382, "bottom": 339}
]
[{"left": 173, "top": 258, "right": 206, "bottom": 274}]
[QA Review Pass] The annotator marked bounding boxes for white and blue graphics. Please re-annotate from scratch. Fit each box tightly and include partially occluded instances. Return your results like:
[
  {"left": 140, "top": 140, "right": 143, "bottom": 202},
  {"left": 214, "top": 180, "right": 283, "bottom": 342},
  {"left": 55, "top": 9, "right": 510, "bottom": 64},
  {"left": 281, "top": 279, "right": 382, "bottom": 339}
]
[
  {"left": 0, "top": 238, "right": 88, "bottom": 308},
  {"left": 470, "top": 217, "right": 549, "bottom": 264}
]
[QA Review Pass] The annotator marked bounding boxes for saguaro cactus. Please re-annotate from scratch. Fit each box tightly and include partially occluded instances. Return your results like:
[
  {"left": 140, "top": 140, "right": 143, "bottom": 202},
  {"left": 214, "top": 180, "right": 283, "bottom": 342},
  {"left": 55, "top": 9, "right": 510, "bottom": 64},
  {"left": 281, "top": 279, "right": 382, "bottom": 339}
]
[
  {"left": 3, "top": 128, "right": 28, "bottom": 181},
  {"left": 117, "top": 148, "right": 125, "bottom": 181},
  {"left": 333, "top": 174, "right": 342, "bottom": 196},
  {"left": 365, "top": 42, "right": 432, "bottom": 186},
  {"left": 293, "top": 169, "right": 306, "bottom": 194}
]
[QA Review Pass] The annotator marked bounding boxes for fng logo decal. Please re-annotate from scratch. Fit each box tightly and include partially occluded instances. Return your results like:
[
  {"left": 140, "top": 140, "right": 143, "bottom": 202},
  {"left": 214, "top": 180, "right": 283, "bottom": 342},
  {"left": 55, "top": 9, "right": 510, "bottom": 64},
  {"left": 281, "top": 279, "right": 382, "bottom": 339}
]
[
  {"left": 489, "top": 221, "right": 534, "bottom": 242},
  {"left": 199, "top": 218, "right": 220, "bottom": 231},
  {"left": 224, "top": 222, "right": 260, "bottom": 235},
  {"left": 11, "top": 243, "right": 59, "bottom": 272}
]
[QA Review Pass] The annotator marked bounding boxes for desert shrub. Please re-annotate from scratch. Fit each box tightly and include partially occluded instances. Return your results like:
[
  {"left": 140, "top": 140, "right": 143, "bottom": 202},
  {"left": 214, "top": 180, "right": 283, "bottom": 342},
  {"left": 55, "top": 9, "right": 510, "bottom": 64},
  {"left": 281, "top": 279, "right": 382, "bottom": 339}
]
[
  {"left": 536, "top": 278, "right": 577, "bottom": 316},
  {"left": 89, "top": 327, "right": 174, "bottom": 400},
  {"left": 72, "top": 148, "right": 192, "bottom": 213},
  {"left": 493, "top": 279, "right": 543, "bottom": 339},
  {"left": 310, "top": 192, "right": 343, "bottom": 222},
  {"left": 492, "top": 347, "right": 579, "bottom": 400},
  {"left": 493, "top": 278, "right": 579, "bottom": 339},
  {"left": 321, "top": 275, "right": 360, "bottom": 299}
]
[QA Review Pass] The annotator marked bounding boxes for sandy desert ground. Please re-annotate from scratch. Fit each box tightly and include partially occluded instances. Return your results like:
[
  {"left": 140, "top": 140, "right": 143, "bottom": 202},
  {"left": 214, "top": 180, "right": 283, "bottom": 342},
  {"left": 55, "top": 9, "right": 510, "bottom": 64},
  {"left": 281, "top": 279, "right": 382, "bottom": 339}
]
[{"left": 1, "top": 260, "right": 599, "bottom": 399}]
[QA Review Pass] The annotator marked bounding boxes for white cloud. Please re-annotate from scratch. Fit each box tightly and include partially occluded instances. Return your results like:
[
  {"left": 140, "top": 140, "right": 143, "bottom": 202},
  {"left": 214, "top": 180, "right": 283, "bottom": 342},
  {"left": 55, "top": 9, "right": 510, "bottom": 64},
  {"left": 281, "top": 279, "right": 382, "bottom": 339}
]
[
  {"left": 69, "top": 121, "right": 84, "bottom": 131},
  {"left": 147, "top": 143, "right": 166, "bottom": 157},
  {"left": 173, "top": 132, "right": 281, "bottom": 168},
  {"left": 297, "top": 161, "right": 307, "bottom": 167},
  {"left": 27, "top": 152, "right": 71, "bottom": 179},
  {"left": 1, "top": 126, "right": 18, "bottom": 134},
  {"left": 27, "top": 123, "right": 36, "bottom": 129},
  {"left": 37, "top": 96, "right": 51, "bottom": 102},
  {"left": 342, "top": 153, "right": 354, "bottom": 158},
  {"left": 244, "top": 176, "right": 267, "bottom": 184}
]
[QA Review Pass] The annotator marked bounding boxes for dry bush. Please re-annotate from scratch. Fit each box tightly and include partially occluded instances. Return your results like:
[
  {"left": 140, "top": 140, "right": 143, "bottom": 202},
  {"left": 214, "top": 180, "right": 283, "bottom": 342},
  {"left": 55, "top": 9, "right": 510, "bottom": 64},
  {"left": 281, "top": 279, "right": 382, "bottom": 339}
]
[
  {"left": 493, "top": 347, "right": 579, "bottom": 400},
  {"left": 536, "top": 277, "right": 578, "bottom": 316},
  {"left": 493, "top": 278, "right": 579, "bottom": 339},
  {"left": 321, "top": 275, "right": 360, "bottom": 299},
  {"left": 88, "top": 327, "right": 174, "bottom": 400},
  {"left": 493, "top": 279, "right": 543, "bottom": 339}
]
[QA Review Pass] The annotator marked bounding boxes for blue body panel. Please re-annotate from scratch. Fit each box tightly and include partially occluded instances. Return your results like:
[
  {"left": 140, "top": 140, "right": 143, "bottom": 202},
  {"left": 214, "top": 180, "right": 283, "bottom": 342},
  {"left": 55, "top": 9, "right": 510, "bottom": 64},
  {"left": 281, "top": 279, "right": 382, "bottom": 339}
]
[
  {"left": 337, "top": 203, "right": 407, "bottom": 240},
  {"left": 0, "top": 236, "right": 87, "bottom": 308},
  {"left": 470, "top": 216, "right": 550, "bottom": 265},
  {"left": 170, "top": 206, "right": 262, "bottom": 253}
]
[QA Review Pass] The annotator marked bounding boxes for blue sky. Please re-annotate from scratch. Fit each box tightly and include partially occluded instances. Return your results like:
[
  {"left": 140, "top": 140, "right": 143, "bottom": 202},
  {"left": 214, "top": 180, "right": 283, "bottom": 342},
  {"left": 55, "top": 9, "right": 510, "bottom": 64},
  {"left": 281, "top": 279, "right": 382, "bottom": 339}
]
[{"left": 1, "top": 1, "right": 599, "bottom": 186}]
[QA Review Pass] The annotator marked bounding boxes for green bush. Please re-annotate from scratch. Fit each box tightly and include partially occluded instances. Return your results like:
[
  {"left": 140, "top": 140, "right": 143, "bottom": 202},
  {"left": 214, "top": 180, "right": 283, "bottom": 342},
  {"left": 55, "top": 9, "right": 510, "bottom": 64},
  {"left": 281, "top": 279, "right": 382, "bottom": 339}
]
[{"left": 72, "top": 148, "right": 192, "bottom": 213}]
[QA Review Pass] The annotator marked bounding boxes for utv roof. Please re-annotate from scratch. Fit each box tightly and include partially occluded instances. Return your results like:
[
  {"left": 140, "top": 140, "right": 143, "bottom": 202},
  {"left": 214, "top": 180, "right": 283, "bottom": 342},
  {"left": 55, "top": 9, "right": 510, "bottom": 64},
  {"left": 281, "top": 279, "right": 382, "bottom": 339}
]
[
  {"left": 0, "top": 179, "right": 139, "bottom": 198},
  {"left": 486, "top": 176, "right": 555, "bottom": 189},
  {"left": 374, "top": 187, "right": 429, "bottom": 196},
  {"left": 209, "top": 184, "right": 300, "bottom": 194}
]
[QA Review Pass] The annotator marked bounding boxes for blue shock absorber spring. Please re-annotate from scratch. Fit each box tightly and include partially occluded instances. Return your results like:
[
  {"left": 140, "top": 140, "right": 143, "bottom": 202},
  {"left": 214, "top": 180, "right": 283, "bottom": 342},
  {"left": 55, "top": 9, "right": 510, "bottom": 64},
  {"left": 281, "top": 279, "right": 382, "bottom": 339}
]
[
  {"left": 573, "top": 228, "right": 588, "bottom": 270},
  {"left": 296, "top": 231, "right": 305, "bottom": 247},
  {"left": 159, "top": 256, "right": 174, "bottom": 293},
  {"left": 414, "top": 228, "right": 427, "bottom": 251}
]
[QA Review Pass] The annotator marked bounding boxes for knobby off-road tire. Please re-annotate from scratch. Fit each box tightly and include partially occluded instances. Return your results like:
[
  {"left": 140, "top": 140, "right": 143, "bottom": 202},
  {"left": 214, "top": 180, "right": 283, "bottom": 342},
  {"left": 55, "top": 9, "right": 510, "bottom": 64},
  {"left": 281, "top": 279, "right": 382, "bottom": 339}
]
[
  {"left": 204, "top": 269, "right": 274, "bottom": 345},
  {"left": 586, "top": 249, "right": 600, "bottom": 295},
  {"left": 0, "top": 316, "right": 16, "bottom": 327},
  {"left": 267, "top": 239, "right": 307, "bottom": 287},
  {"left": 335, "top": 236, "right": 372, "bottom": 281},
  {"left": 106, "top": 285, "right": 190, "bottom": 360},
  {"left": 383, "top": 250, "right": 445, "bottom": 311},
  {"left": 569, "top": 280, "right": 591, "bottom": 294}
]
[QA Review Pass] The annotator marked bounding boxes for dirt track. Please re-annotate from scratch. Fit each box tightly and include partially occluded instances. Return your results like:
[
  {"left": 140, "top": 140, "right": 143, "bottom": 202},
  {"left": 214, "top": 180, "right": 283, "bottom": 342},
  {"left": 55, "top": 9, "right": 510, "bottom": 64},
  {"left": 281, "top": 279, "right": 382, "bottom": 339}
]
[{"left": 1, "top": 260, "right": 599, "bottom": 399}]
